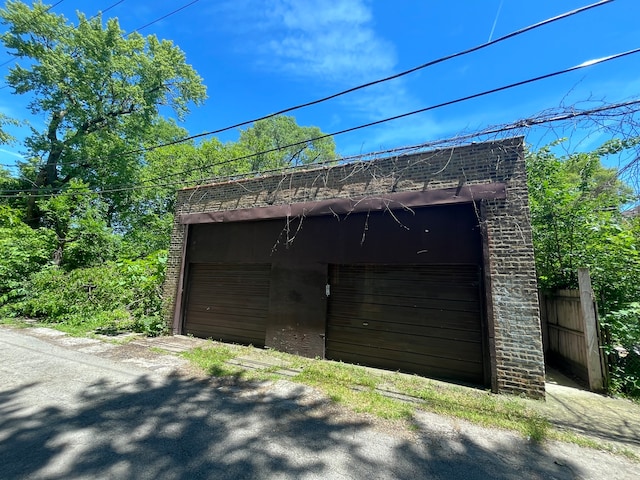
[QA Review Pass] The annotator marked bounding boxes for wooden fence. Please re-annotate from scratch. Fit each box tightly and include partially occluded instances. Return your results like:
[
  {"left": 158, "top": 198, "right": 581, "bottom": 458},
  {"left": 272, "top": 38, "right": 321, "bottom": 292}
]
[{"left": 539, "top": 268, "right": 607, "bottom": 392}]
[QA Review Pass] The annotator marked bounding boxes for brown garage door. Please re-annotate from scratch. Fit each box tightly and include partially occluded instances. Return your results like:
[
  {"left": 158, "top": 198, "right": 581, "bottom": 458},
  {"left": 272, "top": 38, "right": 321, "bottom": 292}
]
[
  {"left": 326, "top": 264, "right": 486, "bottom": 385},
  {"left": 183, "top": 263, "right": 271, "bottom": 346}
]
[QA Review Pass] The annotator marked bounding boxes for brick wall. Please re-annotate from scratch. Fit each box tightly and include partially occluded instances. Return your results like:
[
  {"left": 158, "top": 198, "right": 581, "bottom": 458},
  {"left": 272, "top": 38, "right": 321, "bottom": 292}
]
[{"left": 163, "top": 137, "right": 546, "bottom": 398}]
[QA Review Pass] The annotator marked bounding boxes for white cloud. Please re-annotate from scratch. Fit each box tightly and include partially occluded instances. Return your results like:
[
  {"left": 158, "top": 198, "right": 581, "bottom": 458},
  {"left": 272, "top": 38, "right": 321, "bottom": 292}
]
[
  {"left": 218, "top": 0, "right": 396, "bottom": 84},
  {"left": 212, "top": 0, "right": 430, "bottom": 146}
]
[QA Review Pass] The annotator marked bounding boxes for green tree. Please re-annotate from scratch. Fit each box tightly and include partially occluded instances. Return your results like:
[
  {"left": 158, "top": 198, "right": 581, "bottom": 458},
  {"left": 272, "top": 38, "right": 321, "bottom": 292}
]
[
  {"left": 0, "top": 0, "right": 206, "bottom": 224},
  {"left": 120, "top": 116, "right": 338, "bottom": 257},
  {"left": 0, "top": 203, "right": 55, "bottom": 299},
  {"left": 237, "top": 115, "right": 337, "bottom": 171},
  {"left": 526, "top": 140, "right": 639, "bottom": 313},
  {"left": 0, "top": 112, "right": 19, "bottom": 145},
  {"left": 39, "top": 179, "right": 119, "bottom": 269}
]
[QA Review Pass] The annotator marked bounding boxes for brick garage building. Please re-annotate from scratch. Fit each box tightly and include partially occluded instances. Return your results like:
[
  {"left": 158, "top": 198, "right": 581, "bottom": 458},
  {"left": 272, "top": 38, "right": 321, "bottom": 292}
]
[{"left": 163, "top": 137, "right": 546, "bottom": 398}]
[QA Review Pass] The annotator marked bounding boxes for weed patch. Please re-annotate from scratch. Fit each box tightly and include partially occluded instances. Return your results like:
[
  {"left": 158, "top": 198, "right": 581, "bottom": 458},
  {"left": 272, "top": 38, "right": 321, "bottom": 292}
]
[
  {"left": 180, "top": 344, "right": 546, "bottom": 438},
  {"left": 181, "top": 345, "right": 242, "bottom": 377}
]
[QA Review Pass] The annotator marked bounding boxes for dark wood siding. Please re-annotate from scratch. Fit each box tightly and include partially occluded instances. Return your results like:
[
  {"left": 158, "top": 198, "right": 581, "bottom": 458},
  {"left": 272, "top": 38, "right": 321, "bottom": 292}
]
[
  {"left": 181, "top": 205, "right": 487, "bottom": 370},
  {"left": 186, "top": 204, "right": 482, "bottom": 266},
  {"left": 183, "top": 263, "right": 270, "bottom": 346},
  {"left": 326, "top": 264, "right": 486, "bottom": 385}
]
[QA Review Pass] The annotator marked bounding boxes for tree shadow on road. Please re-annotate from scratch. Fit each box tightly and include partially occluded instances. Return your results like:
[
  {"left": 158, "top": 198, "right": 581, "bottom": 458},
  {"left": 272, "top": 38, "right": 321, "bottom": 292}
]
[{"left": 0, "top": 374, "right": 598, "bottom": 479}]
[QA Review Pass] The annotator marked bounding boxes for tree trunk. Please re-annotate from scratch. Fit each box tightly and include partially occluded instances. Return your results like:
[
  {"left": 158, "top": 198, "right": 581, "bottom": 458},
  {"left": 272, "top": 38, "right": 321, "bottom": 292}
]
[{"left": 25, "top": 110, "right": 66, "bottom": 227}]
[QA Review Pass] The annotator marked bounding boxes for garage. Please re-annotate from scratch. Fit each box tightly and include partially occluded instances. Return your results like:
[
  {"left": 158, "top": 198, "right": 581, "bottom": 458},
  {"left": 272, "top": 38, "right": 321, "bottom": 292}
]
[
  {"left": 166, "top": 138, "right": 547, "bottom": 397},
  {"left": 326, "top": 264, "right": 485, "bottom": 385},
  {"left": 183, "top": 263, "right": 271, "bottom": 346},
  {"left": 179, "top": 202, "right": 488, "bottom": 385}
]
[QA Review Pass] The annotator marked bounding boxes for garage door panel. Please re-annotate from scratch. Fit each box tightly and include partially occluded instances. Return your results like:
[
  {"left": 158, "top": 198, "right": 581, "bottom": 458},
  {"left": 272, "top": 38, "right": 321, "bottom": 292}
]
[
  {"left": 328, "top": 341, "right": 483, "bottom": 372},
  {"left": 185, "top": 322, "right": 266, "bottom": 343},
  {"left": 188, "top": 298, "right": 269, "bottom": 312},
  {"left": 185, "top": 321, "right": 265, "bottom": 338},
  {"left": 329, "top": 296, "right": 481, "bottom": 314},
  {"left": 327, "top": 322, "right": 482, "bottom": 344},
  {"left": 326, "top": 264, "right": 486, "bottom": 385},
  {"left": 327, "top": 344, "right": 484, "bottom": 384},
  {"left": 332, "top": 265, "right": 479, "bottom": 282},
  {"left": 185, "top": 328, "right": 263, "bottom": 346},
  {"left": 187, "top": 285, "right": 270, "bottom": 297},
  {"left": 186, "top": 311, "right": 266, "bottom": 331},
  {"left": 184, "top": 263, "right": 270, "bottom": 347},
  {"left": 328, "top": 309, "right": 481, "bottom": 331},
  {"left": 327, "top": 330, "right": 482, "bottom": 362},
  {"left": 332, "top": 281, "right": 480, "bottom": 301}
]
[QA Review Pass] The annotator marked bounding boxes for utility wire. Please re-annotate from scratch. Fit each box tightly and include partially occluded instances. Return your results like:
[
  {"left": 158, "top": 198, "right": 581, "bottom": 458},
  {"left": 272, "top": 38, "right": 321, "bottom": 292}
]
[
  {"left": 0, "top": 0, "right": 196, "bottom": 89},
  {"left": 0, "top": 0, "right": 125, "bottom": 91},
  {"left": 173, "top": 97, "right": 640, "bottom": 189},
  {"left": 129, "top": 0, "right": 200, "bottom": 35},
  {"left": 4, "top": 97, "right": 639, "bottom": 199},
  {"left": 2, "top": 51, "right": 639, "bottom": 198},
  {"left": 121, "top": 0, "right": 615, "bottom": 157},
  {"left": 89, "top": 0, "right": 126, "bottom": 20},
  {"left": 102, "top": 47, "right": 640, "bottom": 190},
  {"left": 4, "top": 0, "right": 615, "bottom": 171}
]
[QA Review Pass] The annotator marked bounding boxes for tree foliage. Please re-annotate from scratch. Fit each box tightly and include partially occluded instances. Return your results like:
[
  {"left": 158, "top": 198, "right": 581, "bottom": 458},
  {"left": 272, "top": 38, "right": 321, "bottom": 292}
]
[
  {"left": 0, "top": 3, "right": 340, "bottom": 336},
  {"left": 236, "top": 115, "right": 337, "bottom": 171},
  {"left": 7, "top": 252, "right": 168, "bottom": 336},
  {"left": 39, "top": 179, "right": 119, "bottom": 268},
  {"left": 0, "top": 205, "right": 55, "bottom": 299},
  {"left": 0, "top": 0, "right": 206, "bottom": 222},
  {"left": 527, "top": 140, "right": 640, "bottom": 396},
  {"left": 121, "top": 115, "right": 337, "bottom": 256},
  {"left": 526, "top": 140, "right": 639, "bottom": 313}
]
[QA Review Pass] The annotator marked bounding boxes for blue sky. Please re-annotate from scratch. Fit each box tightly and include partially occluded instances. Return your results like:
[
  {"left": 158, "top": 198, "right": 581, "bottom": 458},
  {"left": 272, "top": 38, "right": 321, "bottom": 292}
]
[{"left": 0, "top": 0, "right": 639, "bottom": 167}]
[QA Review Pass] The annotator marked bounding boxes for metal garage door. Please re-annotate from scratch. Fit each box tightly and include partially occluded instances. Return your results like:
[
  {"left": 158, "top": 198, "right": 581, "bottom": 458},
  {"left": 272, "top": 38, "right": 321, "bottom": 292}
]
[
  {"left": 326, "top": 264, "right": 486, "bottom": 385},
  {"left": 183, "top": 263, "right": 271, "bottom": 346}
]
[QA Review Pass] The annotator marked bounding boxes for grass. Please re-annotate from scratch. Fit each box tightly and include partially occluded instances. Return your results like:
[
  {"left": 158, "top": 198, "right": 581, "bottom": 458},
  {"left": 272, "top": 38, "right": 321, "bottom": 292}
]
[
  {"left": 0, "top": 315, "right": 115, "bottom": 336},
  {"left": 179, "top": 342, "right": 549, "bottom": 437},
  {"left": 180, "top": 344, "right": 636, "bottom": 459},
  {"left": 182, "top": 345, "right": 245, "bottom": 377},
  {"left": 149, "top": 346, "right": 170, "bottom": 354},
  {"left": 0, "top": 317, "right": 32, "bottom": 328},
  {"left": 549, "top": 430, "right": 638, "bottom": 460},
  {"left": 0, "top": 316, "right": 98, "bottom": 336},
  {"left": 399, "top": 379, "right": 550, "bottom": 441},
  {"left": 294, "top": 361, "right": 414, "bottom": 420}
]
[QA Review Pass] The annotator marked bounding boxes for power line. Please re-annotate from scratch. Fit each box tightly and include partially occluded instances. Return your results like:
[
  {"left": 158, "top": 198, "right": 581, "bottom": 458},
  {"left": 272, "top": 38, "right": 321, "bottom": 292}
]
[
  {"left": 0, "top": 0, "right": 124, "bottom": 90},
  {"left": 89, "top": 0, "right": 126, "bottom": 20},
  {"left": 5, "top": 97, "right": 639, "bottom": 199},
  {"left": 129, "top": 0, "right": 200, "bottom": 35},
  {"left": 123, "top": 0, "right": 614, "bottom": 157},
  {"left": 5, "top": 0, "right": 615, "bottom": 171},
  {"left": 165, "top": 97, "right": 640, "bottom": 188},
  {"left": 0, "top": 0, "right": 197, "bottom": 89},
  {"left": 106, "top": 47, "right": 640, "bottom": 190},
  {"left": 3, "top": 52, "right": 640, "bottom": 198},
  {"left": 4, "top": 48, "right": 640, "bottom": 194}
]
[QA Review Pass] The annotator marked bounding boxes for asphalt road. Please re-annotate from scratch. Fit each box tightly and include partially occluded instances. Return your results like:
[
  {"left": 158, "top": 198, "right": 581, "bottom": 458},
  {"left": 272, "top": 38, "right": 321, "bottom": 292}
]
[{"left": 0, "top": 328, "right": 637, "bottom": 479}]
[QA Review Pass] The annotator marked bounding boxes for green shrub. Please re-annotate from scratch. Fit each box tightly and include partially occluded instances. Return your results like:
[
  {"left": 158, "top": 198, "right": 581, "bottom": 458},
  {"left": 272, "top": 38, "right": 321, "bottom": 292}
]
[
  {"left": 602, "top": 304, "right": 640, "bottom": 397},
  {"left": 4, "top": 251, "right": 168, "bottom": 336},
  {"left": 0, "top": 209, "right": 56, "bottom": 298},
  {"left": 132, "top": 316, "right": 168, "bottom": 337}
]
